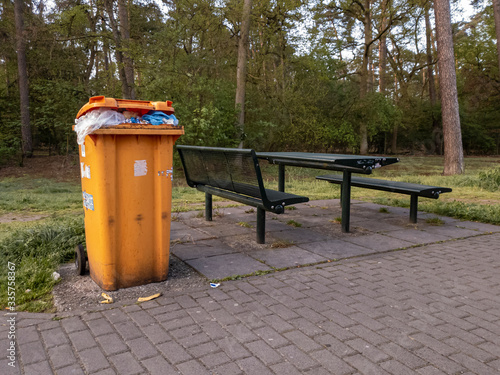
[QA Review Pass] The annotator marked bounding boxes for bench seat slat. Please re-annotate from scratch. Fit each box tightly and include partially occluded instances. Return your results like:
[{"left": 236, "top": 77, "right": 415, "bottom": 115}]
[
  {"left": 264, "top": 188, "right": 310, "bottom": 206},
  {"left": 198, "top": 184, "right": 308, "bottom": 209},
  {"left": 316, "top": 173, "right": 452, "bottom": 224},
  {"left": 316, "top": 175, "right": 452, "bottom": 199},
  {"left": 196, "top": 185, "right": 266, "bottom": 210}
]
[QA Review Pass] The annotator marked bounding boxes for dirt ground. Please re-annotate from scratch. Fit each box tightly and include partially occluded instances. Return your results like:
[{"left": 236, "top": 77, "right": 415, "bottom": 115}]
[
  {"left": 0, "top": 154, "right": 81, "bottom": 182},
  {"left": 53, "top": 255, "right": 207, "bottom": 313},
  {"left": 1, "top": 154, "right": 208, "bottom": 313}
]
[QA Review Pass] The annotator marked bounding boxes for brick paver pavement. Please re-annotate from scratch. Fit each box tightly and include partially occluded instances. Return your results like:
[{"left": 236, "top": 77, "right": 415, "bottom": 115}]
[{"left": 2, "top": 232, "right": 500, "bottom": 374}]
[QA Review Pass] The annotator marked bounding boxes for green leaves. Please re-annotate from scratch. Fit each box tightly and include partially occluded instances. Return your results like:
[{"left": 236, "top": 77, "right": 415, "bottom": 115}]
[{"left": 1, "top": 0, "right": 499, "bottom": 161}]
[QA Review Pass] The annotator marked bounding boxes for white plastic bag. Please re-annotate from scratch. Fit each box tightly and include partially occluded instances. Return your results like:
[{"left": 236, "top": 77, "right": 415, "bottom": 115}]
[{"left": 74, "top": 108, "right": 126, "bottom": 145}]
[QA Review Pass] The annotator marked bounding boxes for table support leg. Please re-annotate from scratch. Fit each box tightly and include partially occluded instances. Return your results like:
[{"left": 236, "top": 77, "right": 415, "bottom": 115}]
[
  {"left": 205, "top": 193, "right": 212, "bottom": 221},
  {"left": 410, "top": 194, "right": 418, "bottom": 223},
  {"left": 278, "top": 164, "right": 285, "bottom": 192},
  {"left": 341, "top": 171, "right": 351, "bottom": 233},
  {"left": 257, "top": 207, "right": 265, "bottom": 244}
]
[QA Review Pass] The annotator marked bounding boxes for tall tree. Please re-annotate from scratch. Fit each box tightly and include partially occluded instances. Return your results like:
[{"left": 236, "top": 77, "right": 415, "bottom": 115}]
[
  {"left": 235, "top": 0, "right": 252, "bottom": 148},
  {"left": 14, "top": 0, "right": 32, "bottom": 157},
  {"left": 359, "top": 0, "right": 372, "bottom": 154},
  {"left": 377, "top": 0, "right": 391, "bottom": 152},
  {"left": 434, "top": 0, "right": 464, "bottom": 174},
  {"left": 118, "top": 0, "right": 135, "bottom": 99},
  {"left": 425, "top": 1, "right": 440, "bottom": 154},
  {"left": 105, "top": 0, "right": 132, "bottom": 99},
  {"left": 378, "top": 0, "right": 389, "bottom": 94}
]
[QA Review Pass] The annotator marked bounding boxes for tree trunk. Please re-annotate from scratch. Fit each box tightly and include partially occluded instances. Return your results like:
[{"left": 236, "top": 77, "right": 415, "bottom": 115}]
[
  {"left": 425, "top": 4, "right": 441, "bottom": 155},
  {"left": 235, "top": 0, "right": 252, "bottom": 148},
  {"left": 118, "top": 0, "right": 135, "bottom": 99},
  {"left": 104, "top": 0, "right": 130, "bottom": 99},
  {"left": 392, "top": 72, "right": 398, "bottom": 153},
  {"left": 84, "top": 5, "right": 97, "bottom": 88},
  {"left": 101, "top": 19, "right": 110, "bottom": 72},
  {"left": 14, "top": 0, "right": 33, "bottom": 157},
  {"left": 378, "top": 0, "right": 387, "bottom": 94},
  {"left": 434, "top": 0, "right": 464, "bottom": 175},
  {"left": 493, "top": 0, "right": 500, "bottom": 72},
  {"left": 359, "top": 0, "right": 371, "bottom": 154}
]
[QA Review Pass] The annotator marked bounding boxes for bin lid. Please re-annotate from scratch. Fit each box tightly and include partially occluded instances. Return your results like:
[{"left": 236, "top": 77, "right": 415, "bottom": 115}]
[{"left": 76, "top": 96, "right": 174, "bottom": 119}]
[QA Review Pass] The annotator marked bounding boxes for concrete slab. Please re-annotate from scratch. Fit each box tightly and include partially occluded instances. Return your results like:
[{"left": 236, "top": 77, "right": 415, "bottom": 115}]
[
  {"left": 354, "top": 219, "right": 405, "bottom": 233},
  {"left": 265, "top": 219, "right": 297, "bottom": 232},
  {"left": 418, "top": 213, "right": 460, "bottom": 225},
  {"left": 343, "top": 233, "right": 414, "bottom": 252},
  {"left": 170, "top": 221, "right": 191, "bottom": 232},
  {"left": 249, "top": 246, "right": 327, "bottom": 268},
  {"left": 193, "top": 222, "right": 254, "bottom": 238},
  {"left": 306, "top": 199, "right": 342, "bottom": 207},
  {"left": 171, "top": 227, "right": 214, "bottom": 243},
  {"left": 185, "top": 253, "right": 272, "bottom": 280},
  {"left": 267, "top": 227, "right": 331, "bottom": 244},
  {"left": 424, "top": 225, "right": 482, "bottom": 239},
  {"left": 280, "top": 214, "right": 333, "bottom": 227},
  {"left": 454, "top": 220, "right": 500, "bottom": 233},
  {"left": 297, "top": 239, "right": 374, "bottom": 259},
  {"left": 171, "top": 239, "right": 238, "bottom": 261},
  {"left": 384, "top": 229, "right": 451, "bottom": 245}
]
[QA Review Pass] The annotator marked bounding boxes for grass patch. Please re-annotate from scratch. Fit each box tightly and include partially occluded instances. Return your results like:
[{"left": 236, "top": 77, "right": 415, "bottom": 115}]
[
  {"left": 214, "top": 209, "right": 224, "bottom": 218},
  {"left": 0, "top": 216, "right": 86, "bottom": 312},
  {"left": 379, "top": 207, "right": 390, "bottom": 213},
  {"left": 426, "top": 217, "right": 445, "bottom": 226},
  {"left": 271, "top": 239, "right": 294, "bottom": 248},
  {"left": 0, "top": 177, "right": 82, "bottom": 215},
  {"left": 238, "top": 221, "right": 252, "bottom": 228},
  {"left": 330, "top": 217, "right": 342, "bottom": 224},
  {"left": 213, "top": 269, "right": 274, "bottom": 282},
  {"left": 286, "top": 220, "right": 302, "bottom": 228},
  {"left": 373, "top": 197, "right": 500, "bottom": 225}
]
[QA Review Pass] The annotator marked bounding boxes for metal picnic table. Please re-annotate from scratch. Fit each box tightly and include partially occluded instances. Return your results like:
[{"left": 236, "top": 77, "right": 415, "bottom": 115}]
[{"left": 255, "top": 152, "right": 400, "bottom": 233}]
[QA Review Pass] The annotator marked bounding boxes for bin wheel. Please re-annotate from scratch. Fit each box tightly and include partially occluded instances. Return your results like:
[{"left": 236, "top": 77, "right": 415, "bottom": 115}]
[{"left": 75, "top": 244, "right": 86, "bottom": 276}]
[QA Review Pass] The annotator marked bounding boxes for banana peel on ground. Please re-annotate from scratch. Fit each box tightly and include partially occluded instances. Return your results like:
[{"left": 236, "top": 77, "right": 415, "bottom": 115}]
[
  {"left": 137, "top": 293, "right": 161, "bottom": 302},
  {"left": 99, "top": 292, "right": 114, "bottom": 304}
]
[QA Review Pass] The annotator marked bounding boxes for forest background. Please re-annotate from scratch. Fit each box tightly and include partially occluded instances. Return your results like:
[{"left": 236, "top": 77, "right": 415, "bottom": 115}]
[{"left": 1, "top": 0, "right": 500, "bottom": 164}]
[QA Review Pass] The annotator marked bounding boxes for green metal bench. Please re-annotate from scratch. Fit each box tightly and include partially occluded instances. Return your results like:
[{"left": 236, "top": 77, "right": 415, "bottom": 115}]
[
  {"left": 316, "top": 175, "right": 452, "bottom": 223},
  {"left": 177, "top": 145, "right": 309, "bottom": 243}
]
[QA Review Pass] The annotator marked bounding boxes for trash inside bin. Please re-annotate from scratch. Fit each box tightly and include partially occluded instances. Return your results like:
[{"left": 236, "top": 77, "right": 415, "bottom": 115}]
[{"left": 75, "top": 96, "right": 184, "bottom": 290}]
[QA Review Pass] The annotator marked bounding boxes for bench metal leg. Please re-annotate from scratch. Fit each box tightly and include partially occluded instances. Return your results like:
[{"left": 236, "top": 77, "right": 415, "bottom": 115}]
[
  {"left": 256, "top": 207, "right": 265, "bottom": 244},
  {"left": 341, "top": 171, "right": 351, "bottom": 233},
  {"left": 410, "top": 194, "right": 418, "bottom": 223},
  {"left": 278, "top": 164, "right": 285, "bottom": 192},
  {"left": 205, "top": 193, "right": 212, "bottom": 221}
]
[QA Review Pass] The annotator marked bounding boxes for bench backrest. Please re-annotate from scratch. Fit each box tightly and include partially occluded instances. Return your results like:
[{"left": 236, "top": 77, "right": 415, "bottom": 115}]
[{"left": 177, "top": 145, "right": 267, "bottom": 201}]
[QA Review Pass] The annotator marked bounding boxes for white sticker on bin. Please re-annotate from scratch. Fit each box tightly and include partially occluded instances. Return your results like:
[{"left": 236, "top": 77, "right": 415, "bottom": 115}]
[
  {"left": 134, "top": 160, "right": 148, "bottom": 177},
  {"left": 83, "top": 192, "right": 94, "bottom": 211},
  {"left": 157, "top": 168, "right": 173, "bottom": 181},
  {"left": 81, "top": 144, "right": 86, "bottom": 158},
  {"left": 80, "top": 163, "right": 91, "bottom": 179}
]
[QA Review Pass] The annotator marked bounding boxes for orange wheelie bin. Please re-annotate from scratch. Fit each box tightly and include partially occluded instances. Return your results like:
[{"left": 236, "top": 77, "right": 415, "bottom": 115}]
[{"left": 74, "top": 96, "right": 184, "bottom": 290}]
